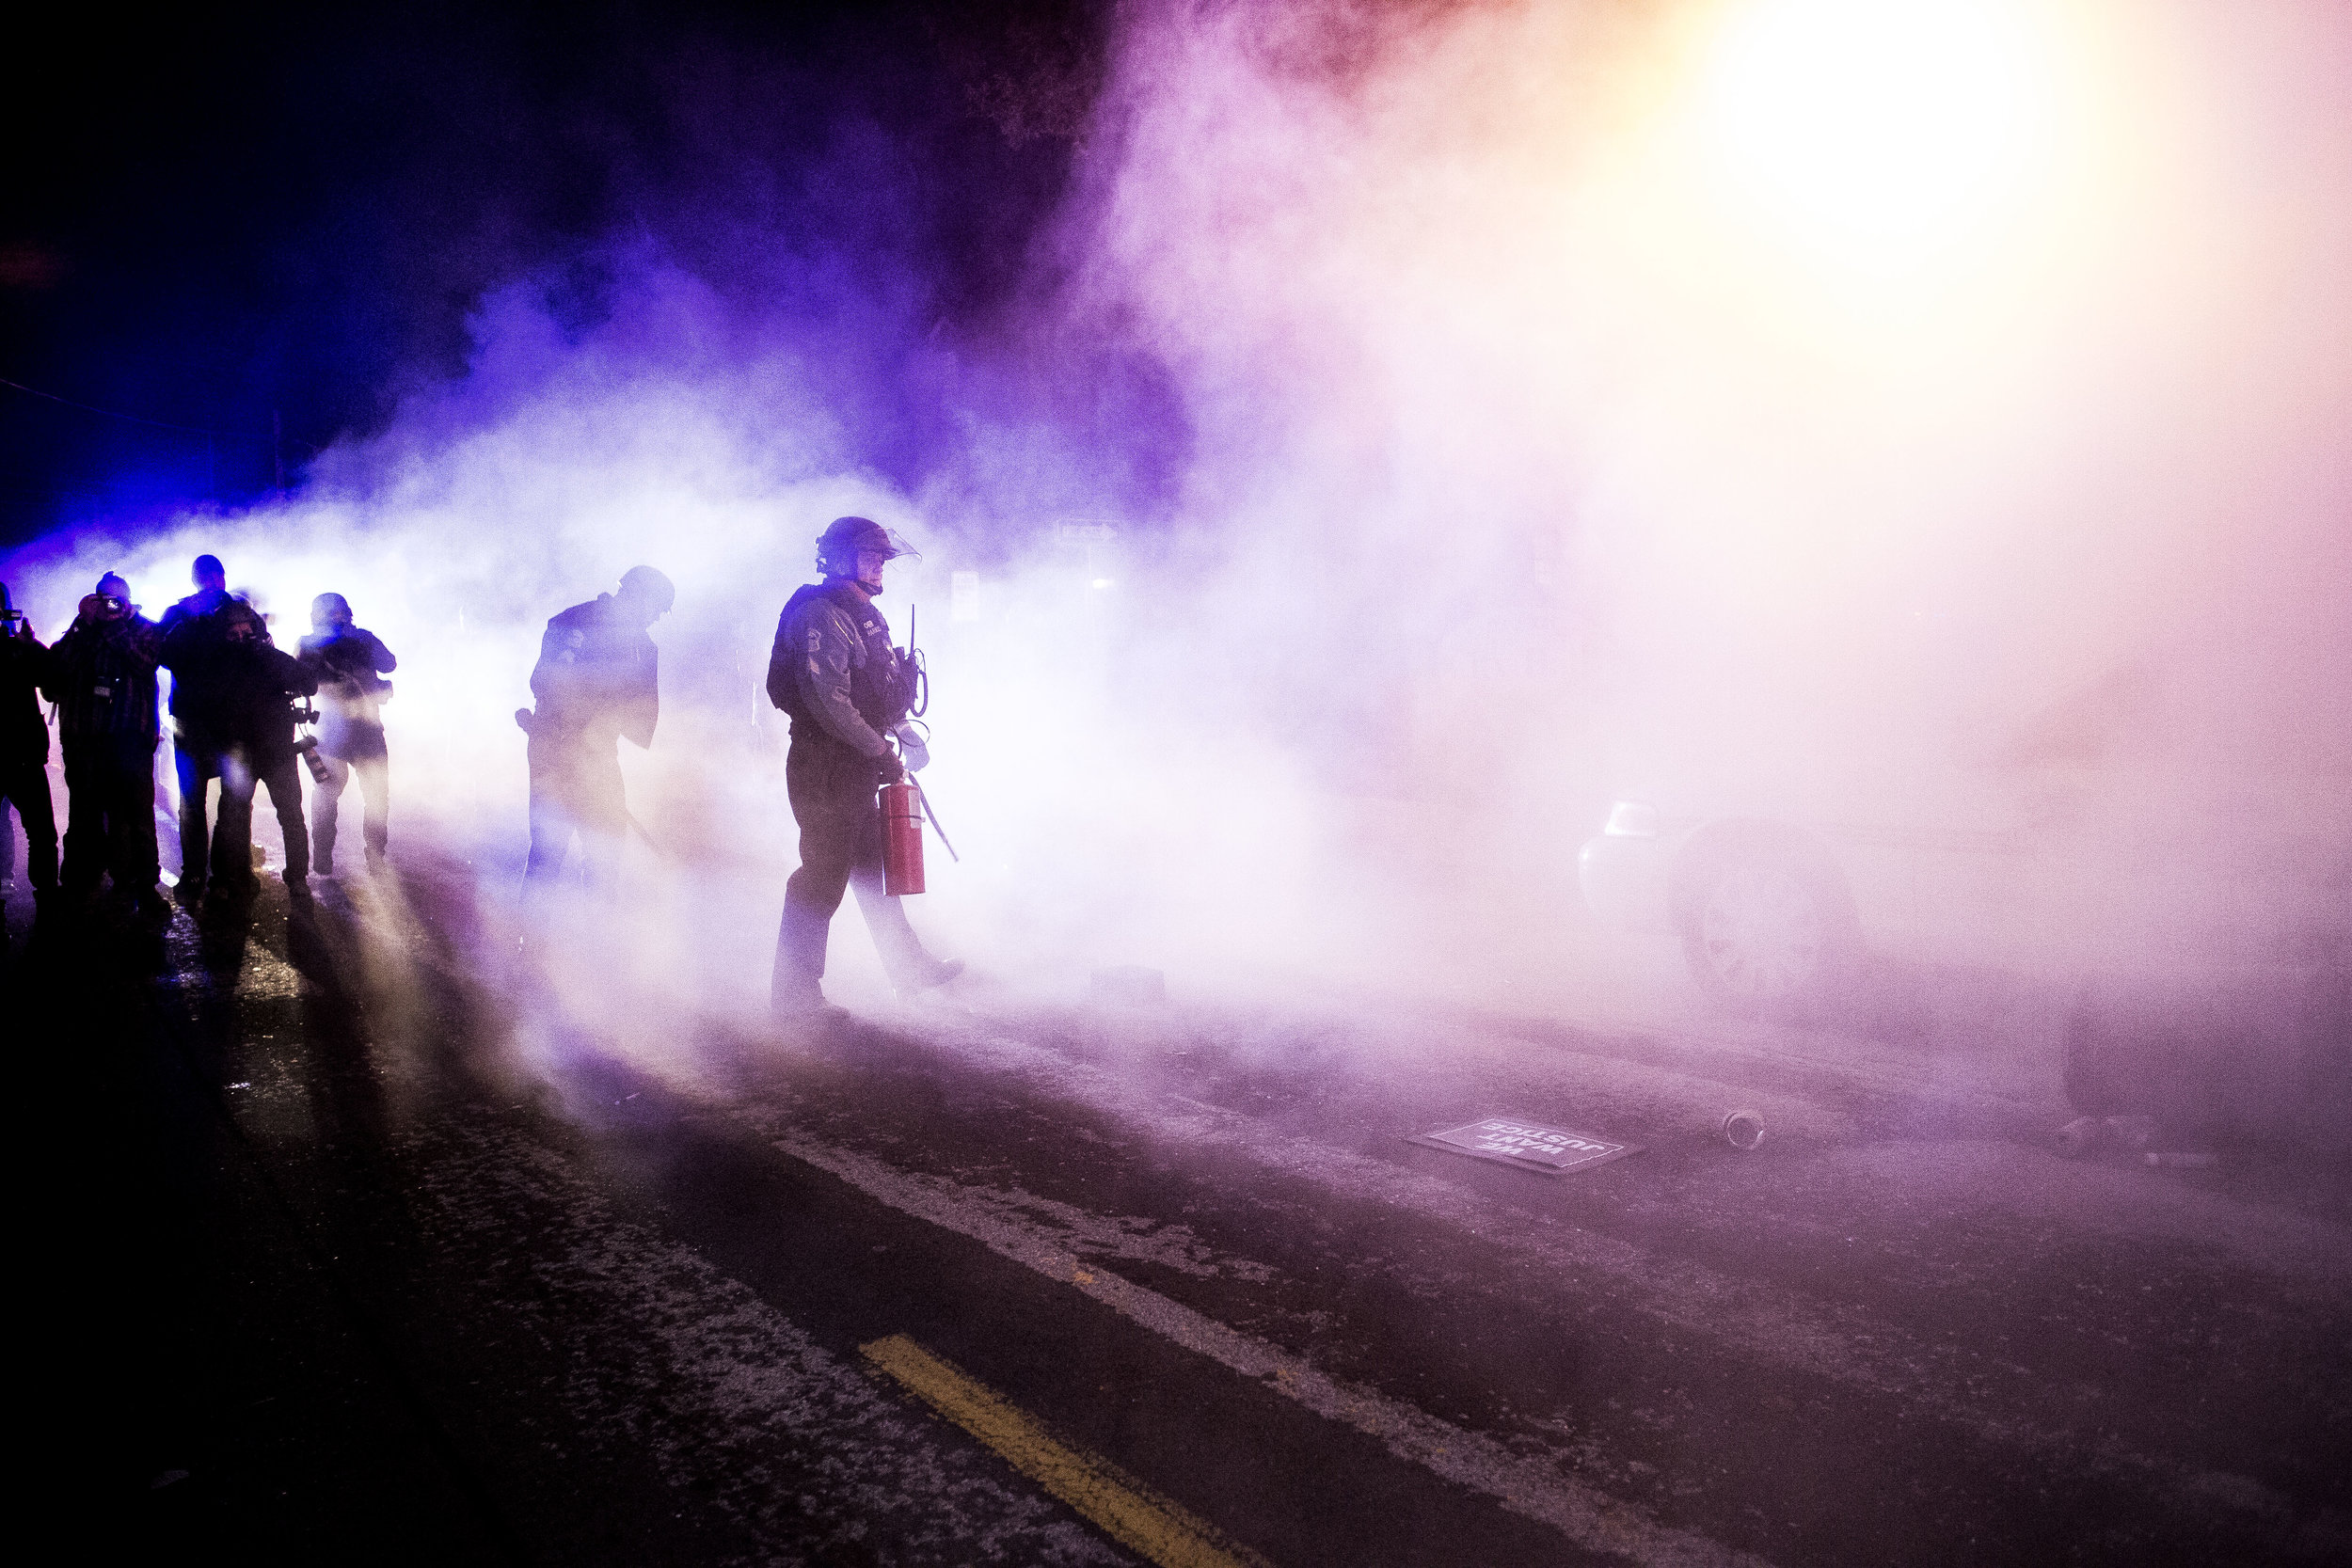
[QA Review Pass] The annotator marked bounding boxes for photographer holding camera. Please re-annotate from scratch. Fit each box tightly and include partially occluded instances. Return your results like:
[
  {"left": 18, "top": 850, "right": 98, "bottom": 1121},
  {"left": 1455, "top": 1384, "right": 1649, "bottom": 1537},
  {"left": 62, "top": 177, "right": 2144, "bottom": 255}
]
[
  {"left": 0, "top": 580, "right": 59, "bottom": 914},
  {"left": 297, "top": 593, "right": 398, "bottom": 879},
  {"left": 165, "top": 596, "right": 319, "bottom": 904},
  {"left": 42, "top": 573, "right": 168, "bottom": 921}
]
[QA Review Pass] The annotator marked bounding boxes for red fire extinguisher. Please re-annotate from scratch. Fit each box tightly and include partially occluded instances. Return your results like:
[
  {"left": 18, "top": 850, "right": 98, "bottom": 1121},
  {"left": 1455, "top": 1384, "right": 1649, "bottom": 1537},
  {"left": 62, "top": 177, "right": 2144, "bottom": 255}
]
[{"left": 881, "top": 781, "right": 925, "bottom": 895}]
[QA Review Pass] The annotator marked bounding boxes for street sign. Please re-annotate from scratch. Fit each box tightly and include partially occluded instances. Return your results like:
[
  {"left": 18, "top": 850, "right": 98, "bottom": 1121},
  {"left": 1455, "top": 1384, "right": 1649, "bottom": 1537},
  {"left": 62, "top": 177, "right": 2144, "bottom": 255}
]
[{"left": 1410, "top": 1117, "right": 1642, "bottom": 1178}]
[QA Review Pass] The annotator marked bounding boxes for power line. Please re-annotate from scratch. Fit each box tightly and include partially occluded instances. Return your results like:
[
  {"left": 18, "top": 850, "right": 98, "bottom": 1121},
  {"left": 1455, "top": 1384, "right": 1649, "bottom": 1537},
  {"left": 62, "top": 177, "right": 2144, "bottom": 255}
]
[{"left": 1, "top": 373, "right": 248, "bottom": 438}]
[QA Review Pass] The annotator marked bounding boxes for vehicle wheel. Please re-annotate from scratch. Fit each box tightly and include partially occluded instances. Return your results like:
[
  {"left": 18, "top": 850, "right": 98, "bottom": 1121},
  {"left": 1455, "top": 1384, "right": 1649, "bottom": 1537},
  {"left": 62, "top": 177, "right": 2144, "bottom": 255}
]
[{"left": 1678, "top": 851, "right": 1854, "bottom": 1014}]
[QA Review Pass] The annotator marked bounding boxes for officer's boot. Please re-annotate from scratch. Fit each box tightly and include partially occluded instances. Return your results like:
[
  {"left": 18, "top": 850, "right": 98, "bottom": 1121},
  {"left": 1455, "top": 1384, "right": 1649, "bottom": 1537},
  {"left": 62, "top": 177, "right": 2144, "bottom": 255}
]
[
  {"left": 771, "top": 896, "right": 846, "bottom": 1022},
  {"left": 850, "top": 869, "right": 962, "bottom": 998}
]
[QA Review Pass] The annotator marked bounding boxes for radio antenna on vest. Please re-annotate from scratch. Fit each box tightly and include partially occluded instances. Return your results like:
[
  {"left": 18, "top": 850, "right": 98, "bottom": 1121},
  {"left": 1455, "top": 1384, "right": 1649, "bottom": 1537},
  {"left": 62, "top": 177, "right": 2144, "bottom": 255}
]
[{"left": 905, "top": 599, "right": 930, "bottom": 718}]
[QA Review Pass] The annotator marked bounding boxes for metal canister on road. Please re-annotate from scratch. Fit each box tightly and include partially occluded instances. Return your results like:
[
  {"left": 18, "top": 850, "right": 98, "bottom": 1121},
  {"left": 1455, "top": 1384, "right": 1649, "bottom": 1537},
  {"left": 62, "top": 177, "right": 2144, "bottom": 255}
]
[
  {"left": 881, "top": 780, "right": 926, "bottom": 895},
  {"left": 1721, "top": 1110, "right": 1765, "bottom": 1151}
]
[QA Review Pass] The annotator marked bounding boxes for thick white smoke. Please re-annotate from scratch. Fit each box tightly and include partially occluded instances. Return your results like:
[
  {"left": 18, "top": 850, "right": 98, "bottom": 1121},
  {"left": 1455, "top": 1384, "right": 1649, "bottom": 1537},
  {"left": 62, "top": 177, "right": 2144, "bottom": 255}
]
[
  {"left": 7, "top": 0, "right": 2348, "bottom": 1050},
  {"left": 1058, "top": 0, "right": 2352, "bottom": 990}
]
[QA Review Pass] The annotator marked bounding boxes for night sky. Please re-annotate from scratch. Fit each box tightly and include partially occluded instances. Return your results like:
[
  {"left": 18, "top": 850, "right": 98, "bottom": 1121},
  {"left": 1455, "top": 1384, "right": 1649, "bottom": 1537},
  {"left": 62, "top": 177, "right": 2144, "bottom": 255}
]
[{"left": 1, "top": 0, "right": 1129, "bottom": 554}]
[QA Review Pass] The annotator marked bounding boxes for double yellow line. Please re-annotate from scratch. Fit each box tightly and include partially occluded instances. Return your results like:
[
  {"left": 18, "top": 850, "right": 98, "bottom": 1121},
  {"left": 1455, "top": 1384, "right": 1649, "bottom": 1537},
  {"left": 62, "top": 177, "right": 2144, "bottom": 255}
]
[{"left": 861, "top": 1334, "right": 1270, "bottom": 1568}]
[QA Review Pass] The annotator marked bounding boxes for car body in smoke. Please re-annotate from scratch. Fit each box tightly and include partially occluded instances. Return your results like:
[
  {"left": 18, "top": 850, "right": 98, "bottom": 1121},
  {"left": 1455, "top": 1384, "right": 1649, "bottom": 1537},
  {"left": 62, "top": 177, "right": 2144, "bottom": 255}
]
[{"left": 1578, "top": 657, "right": 2352, "bottom": 1021}]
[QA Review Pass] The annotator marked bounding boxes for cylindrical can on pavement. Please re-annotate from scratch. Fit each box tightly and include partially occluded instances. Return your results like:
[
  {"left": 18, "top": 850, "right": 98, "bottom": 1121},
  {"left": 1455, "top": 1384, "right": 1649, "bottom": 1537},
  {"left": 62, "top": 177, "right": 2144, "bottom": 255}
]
[
  {"left": 1722, "top": 1110, "right": 1765, "bottom": 1150},
  {"left": 881, "top": 781, "right": 925, "bottom": 895}
]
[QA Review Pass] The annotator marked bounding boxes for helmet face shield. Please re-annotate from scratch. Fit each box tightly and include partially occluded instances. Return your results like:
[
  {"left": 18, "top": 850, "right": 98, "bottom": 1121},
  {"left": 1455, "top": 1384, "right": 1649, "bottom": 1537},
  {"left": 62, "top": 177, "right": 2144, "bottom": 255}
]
[{"left": 818, "top": 516, "right": 918, "bottom": 575}]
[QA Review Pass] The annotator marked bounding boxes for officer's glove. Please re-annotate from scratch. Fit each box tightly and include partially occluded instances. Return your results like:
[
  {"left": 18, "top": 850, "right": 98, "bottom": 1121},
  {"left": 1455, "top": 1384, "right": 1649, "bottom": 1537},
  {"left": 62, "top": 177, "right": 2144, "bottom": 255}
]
[
  {"left": 873, "top": 752, "right": 908, "bottom": 786},
  {"left": 891, "top": 722, "right": 930, "bottom": 774}
]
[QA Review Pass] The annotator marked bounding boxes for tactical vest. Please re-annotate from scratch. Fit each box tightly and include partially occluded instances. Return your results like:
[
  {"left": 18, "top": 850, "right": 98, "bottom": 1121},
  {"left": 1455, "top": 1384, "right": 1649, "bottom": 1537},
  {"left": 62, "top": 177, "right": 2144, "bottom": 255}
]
[{"left": 772, "top": 580, "right": 914, "bottom": 734}]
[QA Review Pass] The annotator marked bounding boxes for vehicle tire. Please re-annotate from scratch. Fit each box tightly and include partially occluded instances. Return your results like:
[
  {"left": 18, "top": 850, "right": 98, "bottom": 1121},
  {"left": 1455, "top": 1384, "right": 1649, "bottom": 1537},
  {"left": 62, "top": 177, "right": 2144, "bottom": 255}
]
[{"left": 1677, "top": 847, "right": 1856, "bottom": 1016}]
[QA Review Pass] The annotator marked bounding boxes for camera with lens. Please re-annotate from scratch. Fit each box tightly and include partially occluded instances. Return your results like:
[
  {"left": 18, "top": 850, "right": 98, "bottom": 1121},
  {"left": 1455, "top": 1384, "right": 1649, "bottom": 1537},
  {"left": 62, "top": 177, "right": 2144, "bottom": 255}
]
[{"left": 292, "top": 700, "right": 331, "bottom": 784}]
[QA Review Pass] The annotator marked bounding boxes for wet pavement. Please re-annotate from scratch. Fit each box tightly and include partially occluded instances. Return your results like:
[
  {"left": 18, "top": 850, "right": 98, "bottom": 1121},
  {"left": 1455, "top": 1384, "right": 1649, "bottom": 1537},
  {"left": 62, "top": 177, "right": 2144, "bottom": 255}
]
[{"left": 5, "top": 856, "right": 2348, "bottom": 1566}]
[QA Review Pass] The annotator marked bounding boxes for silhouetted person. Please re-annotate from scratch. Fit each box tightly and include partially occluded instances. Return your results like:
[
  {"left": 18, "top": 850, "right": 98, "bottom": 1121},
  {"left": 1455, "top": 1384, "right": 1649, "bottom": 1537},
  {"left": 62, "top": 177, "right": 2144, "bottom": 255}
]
[
  {"left": 42, "top": 573, "right": 169, "bottom": 922},
  {"left": 297, "top": 593, "right": 397, "bottom": 878},
  {"left": 520, "top": 565, "right": 672, "bottom": 891},
  {"left": 767, "top": 516, "right": 960, "bottom": 1019},
  {"left": 158, "top": 554, "right": 245, "bottom": 903},
  {"left": 157, "top": 553, "right": 234, "bottom": 639},
  {"left": 0, "top": 580, "right": 59, "bottom": 913},
  {"left": 166, "top": 597, "right": 318, "bottom": 903}
]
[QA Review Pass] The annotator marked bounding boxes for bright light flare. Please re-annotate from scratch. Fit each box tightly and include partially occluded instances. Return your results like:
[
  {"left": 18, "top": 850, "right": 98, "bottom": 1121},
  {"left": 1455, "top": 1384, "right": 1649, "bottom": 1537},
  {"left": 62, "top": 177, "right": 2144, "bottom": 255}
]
[{"left": 1698, "top": 0, "right": 2058, "bottom": 265}]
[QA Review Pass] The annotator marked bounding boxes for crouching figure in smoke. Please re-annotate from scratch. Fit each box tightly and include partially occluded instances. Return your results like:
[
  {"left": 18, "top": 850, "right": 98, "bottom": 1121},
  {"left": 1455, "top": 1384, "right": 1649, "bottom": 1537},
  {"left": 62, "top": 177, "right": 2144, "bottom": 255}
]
[
  {"left": 297, "top": 593, "right": 397, "bottom": 878},
  {"left": 767, "top": 515, "right": 961, "bottom": 1021},
  {"left": 519, "top": 565, "right": 673, "bottom": 892}
]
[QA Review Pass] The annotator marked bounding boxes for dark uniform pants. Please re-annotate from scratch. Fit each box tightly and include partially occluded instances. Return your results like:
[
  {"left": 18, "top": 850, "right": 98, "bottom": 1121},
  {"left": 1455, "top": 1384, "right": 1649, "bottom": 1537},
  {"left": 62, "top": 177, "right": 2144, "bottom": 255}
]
[
  {"left": 1, "top": 757, "right": 59, "bottom": 892},
  {"left": 175, "top": 741, "right": 225, "bottom": 888},
  {"left": 178, "top": 741, "right": 309, "bottom": 889},
  {"left": 772, "top": 734, "right": 930, "bottom": 1006},
  {"left": 62, "top": 734, "right": 159, "bottom": 892},
  {"left": 525, "top": 724, "right": 625, "bottom": 888},
  {"left": 248, "top": 749, "right": 310, "bottom": 883}
]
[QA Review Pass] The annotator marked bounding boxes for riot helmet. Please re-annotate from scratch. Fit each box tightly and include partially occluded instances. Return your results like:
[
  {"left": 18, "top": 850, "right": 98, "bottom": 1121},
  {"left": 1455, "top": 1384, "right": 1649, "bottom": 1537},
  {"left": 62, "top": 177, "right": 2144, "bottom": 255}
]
[
  {"left": 616, "top": 564, "right": 676, "bottom": 624},
  {"left": 816, "top": 515, "right": 915, "bottom": 591}
]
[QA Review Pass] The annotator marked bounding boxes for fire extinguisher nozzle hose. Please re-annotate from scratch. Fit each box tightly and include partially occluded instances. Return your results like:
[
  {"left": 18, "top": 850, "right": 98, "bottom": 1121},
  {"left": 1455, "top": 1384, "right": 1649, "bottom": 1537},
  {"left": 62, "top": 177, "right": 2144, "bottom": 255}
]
[{"left": 914, "top": 784, "right": 960, "bottom": 863}]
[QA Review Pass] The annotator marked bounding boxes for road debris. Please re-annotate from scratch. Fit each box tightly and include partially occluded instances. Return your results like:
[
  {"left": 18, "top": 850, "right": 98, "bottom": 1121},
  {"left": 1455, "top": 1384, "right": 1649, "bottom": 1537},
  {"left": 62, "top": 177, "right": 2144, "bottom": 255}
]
[
  {"left": 1721, "top": 1110, "right": 1766, "bottom": 1151},
  {"left": 1409, "top": 1116, "right": 1641, "bottom": 1177}
]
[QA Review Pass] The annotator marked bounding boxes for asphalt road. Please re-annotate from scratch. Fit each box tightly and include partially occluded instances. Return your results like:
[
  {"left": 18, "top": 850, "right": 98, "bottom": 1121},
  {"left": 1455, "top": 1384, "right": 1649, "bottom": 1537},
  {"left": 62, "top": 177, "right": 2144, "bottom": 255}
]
[{"left": 7, "top": 857, "right": 2348, "bottom": 1566}]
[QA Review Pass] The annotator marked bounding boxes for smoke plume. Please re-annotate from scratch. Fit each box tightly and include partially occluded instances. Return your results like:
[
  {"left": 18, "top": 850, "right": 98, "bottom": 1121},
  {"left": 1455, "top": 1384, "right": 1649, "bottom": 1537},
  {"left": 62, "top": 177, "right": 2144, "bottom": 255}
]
[{"left": 8, "top": 0, "right": 2349, "bottom": 1047}]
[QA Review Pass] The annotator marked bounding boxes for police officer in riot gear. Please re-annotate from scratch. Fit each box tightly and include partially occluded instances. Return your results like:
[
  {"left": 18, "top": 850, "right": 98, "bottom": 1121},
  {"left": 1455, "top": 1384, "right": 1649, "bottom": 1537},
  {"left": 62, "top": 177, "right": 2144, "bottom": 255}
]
[
  {"left": 520, "top": 565, "right": 673, "bottom": 890},
  {"left": 767, "top": 515, "right": 961, "bottom": 1018},
  {"left": 297, "top": 593, "right": 398, "bottom": 877}
]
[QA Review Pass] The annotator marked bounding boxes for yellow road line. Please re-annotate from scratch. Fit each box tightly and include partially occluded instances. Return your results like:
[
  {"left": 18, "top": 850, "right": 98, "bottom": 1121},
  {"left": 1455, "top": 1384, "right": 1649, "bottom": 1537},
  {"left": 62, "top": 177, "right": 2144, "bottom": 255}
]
[{"left": 860, "top": 1334, "right": 1269, "bottom": 1568}]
